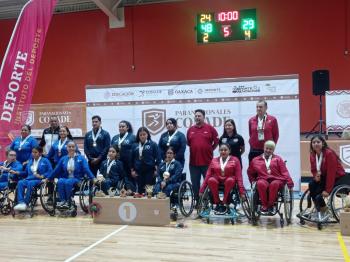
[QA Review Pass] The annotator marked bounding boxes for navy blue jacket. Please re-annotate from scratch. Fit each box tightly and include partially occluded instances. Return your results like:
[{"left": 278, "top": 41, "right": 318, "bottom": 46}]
[
  {"left": 111, "top": 133, "right": 136, "bottom": 169},
  {"left": 0, "top": 160, "right": 23, "bottom": 182},
  {"left": 158, "top": 131, "right": 186, "bottom": 166},
  {"left": 84, "top": 129, "right": 111, "bottom": 161},
  {"left": 99, "top": 159, "right": 125, "bottom": 184},
  {"left": 48, "top": 155, "right": 94, "bottom": 180},
  {"left": 156, "top": 159, "right": 183, "bottom": 185},
  {"left": 131, "top": 140, "right": 161, "bottom": 171}
]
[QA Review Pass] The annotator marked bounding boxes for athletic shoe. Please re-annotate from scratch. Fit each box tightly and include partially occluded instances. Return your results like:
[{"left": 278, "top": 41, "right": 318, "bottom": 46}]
[{"left": 14, "top": 203, "right": 27, "bottom": 211}]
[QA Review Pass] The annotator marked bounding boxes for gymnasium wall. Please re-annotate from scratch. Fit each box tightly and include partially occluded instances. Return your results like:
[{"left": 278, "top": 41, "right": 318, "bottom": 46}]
[{"left": 0, "top": 0, "right": 349, "bottom": 132}]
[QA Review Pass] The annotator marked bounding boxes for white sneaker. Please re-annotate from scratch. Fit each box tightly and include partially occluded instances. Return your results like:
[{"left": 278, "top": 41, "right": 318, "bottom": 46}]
[{"left": 14, "top": 203, "right": 27, "bottom": 211}]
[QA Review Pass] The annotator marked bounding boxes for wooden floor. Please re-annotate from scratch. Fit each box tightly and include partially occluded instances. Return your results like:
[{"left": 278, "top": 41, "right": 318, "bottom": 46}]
[{"left": 0, "top": 202, "right": 349, "bottom": 262}]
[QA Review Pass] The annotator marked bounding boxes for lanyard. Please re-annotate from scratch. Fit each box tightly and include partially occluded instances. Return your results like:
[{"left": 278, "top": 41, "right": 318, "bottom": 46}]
[
  {"left": 19, "top": 135, "right": 31, "bottom": 150},
  {"left": 139, "top": 141, "right": 148, "bottom": 158},
  {"left": 58, "top": 138, "right": 67, "bottom": 152},
  {"left": 165, "top": 159, "right": 174, "bottom": 172},
  {"left": 264, "top": 155, "right": 272, "bottom": 172},
  {"left": 118, "top": 132, "right": 128, "bottom": 147},
  {"left": 220, "top": 156, "right": 230, "bottom": 174},
  {"left": 316, "top": 152, "right": 323, "bottom": 173},
  {"left": 167, "top": 130, "right": 178, "bottom": 146},
  {"left": 257, "top": 115, "right": 266, "bottom": 130},
  {"left": 31, "top": 157, "right": 41, "bottom": 174},
  {"left": 67, "top": 156, "right": 75, "bottom": 175},
  {"left": 92, "top": 128, "right": 102, "bottom": 144},
  {"left": 106, "top": 159, "right": 115, "bottom": 174}
]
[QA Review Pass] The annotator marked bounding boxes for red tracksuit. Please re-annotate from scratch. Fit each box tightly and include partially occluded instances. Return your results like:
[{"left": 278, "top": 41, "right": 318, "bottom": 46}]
[
  {"left": 248, "top": 114, "right": 279, "bottom": 150},
  {"left": 199, "top": 156, "right": 245, "bottom": 204},
  {"left": 247, "top": 154, "right": 293, "bottom": 209},
  {"left": 310, "top": 148, "right": 345, "bottom": 194}
]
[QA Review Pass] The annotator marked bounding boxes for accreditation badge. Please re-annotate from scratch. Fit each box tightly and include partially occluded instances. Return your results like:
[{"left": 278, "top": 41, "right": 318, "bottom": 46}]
[{"left": 258, "top": 129, "right": 264, "bottom": 141}]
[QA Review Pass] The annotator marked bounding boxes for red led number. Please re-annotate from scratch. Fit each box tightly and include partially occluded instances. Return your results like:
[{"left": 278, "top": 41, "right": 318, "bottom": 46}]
[
  {"left": 221, "top": 25, "right": 232, "bottom": 38},
  {"left": 216, "top": 11, "right": 239, "bottom": 22}
]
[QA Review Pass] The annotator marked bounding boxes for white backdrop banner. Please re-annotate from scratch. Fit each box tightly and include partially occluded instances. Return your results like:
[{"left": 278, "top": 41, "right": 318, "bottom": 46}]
[
  {"left": 326, "top": 90, "right": 350, "bottom": 132},
  {"left": 86, "top": 75, "right": 301, "bottom": 190}
]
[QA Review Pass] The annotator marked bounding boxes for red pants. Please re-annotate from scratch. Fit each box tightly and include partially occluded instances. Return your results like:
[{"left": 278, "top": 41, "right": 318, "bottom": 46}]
[
  {"left": 207, "top": 176, "right": 236, "bottom": 204},
  {"left": 256, "top": 179, "right": 284, "bottom": 209}
]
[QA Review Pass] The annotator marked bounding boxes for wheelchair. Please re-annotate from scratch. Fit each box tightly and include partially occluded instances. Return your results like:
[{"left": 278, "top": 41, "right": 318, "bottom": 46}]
[
  {"left": 197, "top": 184, "right": 251, "bottom": 225},
  {"left": 297, "top": 183, "right": 350, "bottom": 230},
  {"left": 94, "top": 178, "right": 126, "bottom": 197},
  {"left": 249, "top": 182, "right": 293, "bottom": 227},
  {"left": 168, "top": 173, "right": 195, "bottom": 221},
  {"left": 0, "top": 181, "right": 17, "bottom": 216},
  {"left": 13, "top": 180, "right": 49, "bottom": 218},
  {"left": 42, "top": 178, "right": 94, "bottom": 217}
]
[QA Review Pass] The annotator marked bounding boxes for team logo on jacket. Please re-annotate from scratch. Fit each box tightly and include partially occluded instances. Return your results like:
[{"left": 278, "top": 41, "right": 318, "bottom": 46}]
[
  {"left": 142, "top": 109, "right": 166, "bottom": 135},
  {"left": 340, "top": 145, "right": 350, "bottom": 166},
  {"left": 21, "top": 111, "right": 35, "bottom": 126}
]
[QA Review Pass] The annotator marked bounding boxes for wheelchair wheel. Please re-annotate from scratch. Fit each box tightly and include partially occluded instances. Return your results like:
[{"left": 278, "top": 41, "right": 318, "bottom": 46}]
[
  {"left": 40, "top": 181, "right": 55, "bottom": 215},
  {"left": 178, "top": 181, "right": 194, "bottom": 217},
  {"left": 197, "top": 187, "right": 210, "bottom": 217},
  {"left": 330, "top": 184, "right": 350, "bottom": 222},
  {"left": 0, "top": 196, "right": 14, "bottom": 215},
  {"left": 79, "top": 180, "right": 93, "bottom": 213},
  {"left": 240, "top": 192, "right": 251, "bottom": 221},
  {"left": 250, "top": 183, "right": 260, "bottom": 226},
  {"left": 283, "top": 185, "right": 293, "bottom": 225}
]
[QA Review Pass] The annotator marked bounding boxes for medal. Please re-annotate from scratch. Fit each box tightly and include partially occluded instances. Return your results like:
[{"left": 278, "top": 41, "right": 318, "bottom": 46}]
[
  {"left": 264, "top": 155, "right": 272, "bottom": 175},
  {"left": 220, "top": 156, "right": 230, "bottom": 177},
  {"left": 58, "top": 151, "right": 61, "bottom": 157},
  {"left": 316, "top": 152, "right": 323, "bottom": 175},
  {"left": 93, "top": 142, "right": 97, "bottom": 147},
  {"left": 19, "top": 135, "right": 31, "bottom": 151},
  {"left": 92, "top": 128, "right": 101, "bottom": 148},
  {"left": 257, "top": 115, "right": 266, "bottom": 141},
  {"left": 166, "top": 143, "right": 170, "bottom": 146},
  {"left": 118, "top": 132, "right": 128, "bottom": 149},
  {"left": 139, "top": 141, "right": 147, "bottom": 160}
]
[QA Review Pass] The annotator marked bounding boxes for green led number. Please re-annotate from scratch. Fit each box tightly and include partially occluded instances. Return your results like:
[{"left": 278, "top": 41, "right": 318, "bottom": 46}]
[
  {"left": 201, "top": 23, "right": 213, "bottom": 33},
  {"left": 242, "top": 19, "right": 255, "bottom": 30}
]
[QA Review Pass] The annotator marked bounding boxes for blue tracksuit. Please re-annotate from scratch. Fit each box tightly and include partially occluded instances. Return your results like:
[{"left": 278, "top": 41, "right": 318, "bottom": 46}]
[
  {"left": 131, "top": 140, "right": 161, "bottom": 193},
  {"left": 111, "top": 133, "right": 136, "bottom": 191},
  {"left": 17, "top": 157, "right": 52, "bottom": 205},
  {"left": 48, "top": 155, "right": 94, "bottom": 202},
  {"left": 10, "top": 136, "right": 38, "bottom": 165},
  {"left": 158, "top": 131, "right": 187, "bottom": 167},
  {"left": 0, "top": 160, "right": 23, "bottom": 190},
  {"left": 47, "top": 139, "right": 80, "bottom": 167},
  {"left": 154, "top": 160, "right": 183, "bottom": 196},
  {"left": 98, "top": 159, "right": 125, "bottom": 194},
  {"left": 84, "top": 128, "right": 111, "bottom": 175}
]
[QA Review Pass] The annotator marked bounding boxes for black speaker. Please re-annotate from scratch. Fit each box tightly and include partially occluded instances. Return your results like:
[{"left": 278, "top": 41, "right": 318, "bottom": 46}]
[{"left": 312, "top": 70, "right": 329, "bottom": 95}]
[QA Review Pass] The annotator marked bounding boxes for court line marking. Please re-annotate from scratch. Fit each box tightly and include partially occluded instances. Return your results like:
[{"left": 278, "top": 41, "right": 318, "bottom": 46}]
[
  {"left": 337, "top": 232, "right": 350, "bottom": 262},
  {"left": 64, "top": 225, "right": 128, "bottom": 262}
]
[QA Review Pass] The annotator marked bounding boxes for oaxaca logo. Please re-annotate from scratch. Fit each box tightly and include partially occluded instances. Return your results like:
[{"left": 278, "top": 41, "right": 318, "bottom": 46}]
[
  {"left": 142, "top": 109, "right": 166, "bottom": 135},
  {"left": 21, "top": 111, "right": 35, "bottom": 126}
]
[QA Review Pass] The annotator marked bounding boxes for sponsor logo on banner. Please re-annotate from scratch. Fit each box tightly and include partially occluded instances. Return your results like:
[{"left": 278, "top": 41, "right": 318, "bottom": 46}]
[
  {"left": 265, "top": 83, "right": 277, "bottom": 92},
  {"left": 232, "top": 85, "right": 260, "bottom": 93},
  {"left": 142, "top": 109, "right": 166, "bottom": 135},
  {"left": 340, "top": 145, "right": 350, "bottom": 166},
  {"left": 21, "top": 111, "right": 35, "bottom": 126},
  {"left": 337, "top": 101, "right": 350, "bottom": 118},
  {"left": 197, "top": 88, "right": 224, "bottom": 94},
  {"left": 137, "top": 89, "right": 162, "bottom": 97},
  {"left": 111, "top": 91, "right": 134, "bottom": 97},
  {"left": 168, "top": 89, "right": 174, "bottom": 96}
]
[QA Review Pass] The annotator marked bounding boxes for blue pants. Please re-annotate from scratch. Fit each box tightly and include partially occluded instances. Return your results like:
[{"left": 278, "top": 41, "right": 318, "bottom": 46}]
[
  {"left": 99, "top": 179, "right": 118, "bottom": 195},
  {"left": 154, "top": 182, "right": 180, "bottom": 197},
  {"left": 0, "top": 182, "right": 8, "bottom": 191},
  {"left": 17, "top": 179, "right": 41, "bottom": 205},
  {"left": 57, "top": 178, "right": 80, "bottom": 202}
]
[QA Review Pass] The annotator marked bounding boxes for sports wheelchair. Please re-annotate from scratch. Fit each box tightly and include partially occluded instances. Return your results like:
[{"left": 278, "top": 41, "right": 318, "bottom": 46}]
[
  {"left": 249, "top": 182, "right": 293, "bottom": 227},
  {"left": 197, "top": 184, "right": 251, "bottom": 224},
  {"left": 297, "top": 183, "right": 350, "bottom": 230},
  {"left": 168, "top": 173, "right": 195, "bottom": 221},
  {"left": 40, "top": 178, "right": 94, "bottom": 217},
  {"left": 0, "top": 181, "right": 17, "bottom": 216}
]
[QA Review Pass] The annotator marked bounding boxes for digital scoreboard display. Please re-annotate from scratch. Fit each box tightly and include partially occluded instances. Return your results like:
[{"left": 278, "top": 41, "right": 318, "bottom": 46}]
[{"left": 196, "top": 9, "right": 257, "bottom": 43}]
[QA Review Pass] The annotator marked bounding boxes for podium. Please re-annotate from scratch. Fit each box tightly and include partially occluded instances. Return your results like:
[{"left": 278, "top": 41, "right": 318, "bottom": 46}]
[{"left": 92, "top": 197, "right": 170, "bottom": 226}]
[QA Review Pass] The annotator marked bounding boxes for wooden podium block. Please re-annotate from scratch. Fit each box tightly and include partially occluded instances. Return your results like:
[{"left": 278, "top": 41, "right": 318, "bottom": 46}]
[{"left": 92, "top": 197, "right": 170, "bottom": 226}]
